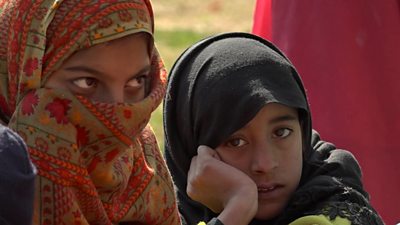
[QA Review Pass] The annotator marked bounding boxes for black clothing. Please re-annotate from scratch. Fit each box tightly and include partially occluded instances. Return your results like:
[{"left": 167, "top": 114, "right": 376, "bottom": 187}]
[
  {"left": 0, "top": 125, "right": 36, "bottom": 225},
  {"left": 163, "top": 32, "right": 384, "bottom": 225}
]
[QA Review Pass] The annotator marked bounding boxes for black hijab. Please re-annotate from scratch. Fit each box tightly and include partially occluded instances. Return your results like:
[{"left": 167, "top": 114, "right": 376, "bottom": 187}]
[{"left": 164, "top": 32, "right": 383, "bottom": 225}]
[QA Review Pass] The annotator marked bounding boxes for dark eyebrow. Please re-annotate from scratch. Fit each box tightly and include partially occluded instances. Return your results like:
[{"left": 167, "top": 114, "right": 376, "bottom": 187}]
[{"left": 64, "top": 65, "right": 152, "bottom": 79}]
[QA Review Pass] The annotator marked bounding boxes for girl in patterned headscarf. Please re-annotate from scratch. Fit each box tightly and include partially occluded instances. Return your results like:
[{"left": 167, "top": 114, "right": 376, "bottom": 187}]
[{"left": 0, "top": 0, "right": 180, "bottom": 224}]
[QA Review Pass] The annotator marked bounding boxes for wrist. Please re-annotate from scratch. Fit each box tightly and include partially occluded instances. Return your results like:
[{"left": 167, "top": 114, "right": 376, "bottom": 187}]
[{"left": 217, "top": 185, "right": 257, "bottom": 225}]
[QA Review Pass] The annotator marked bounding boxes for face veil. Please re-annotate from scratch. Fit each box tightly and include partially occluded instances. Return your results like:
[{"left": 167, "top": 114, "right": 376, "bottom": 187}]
[{"left": 0, "top": 0, "right": 180, "bottom": 224}]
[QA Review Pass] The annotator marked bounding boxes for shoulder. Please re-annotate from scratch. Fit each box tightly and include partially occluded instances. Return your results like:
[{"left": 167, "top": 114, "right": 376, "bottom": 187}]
[
  {"left": 289, "top": 215, "right": 351, "bottom": 225},
  {"left": 0, "top": 125, "right": 35, "bottom": 174},
  {"left": 0, "top": 125, "right": 36, "bottom": 225},
  {"left": 0, "top": 125, "right": 26, "bottom": 149}
]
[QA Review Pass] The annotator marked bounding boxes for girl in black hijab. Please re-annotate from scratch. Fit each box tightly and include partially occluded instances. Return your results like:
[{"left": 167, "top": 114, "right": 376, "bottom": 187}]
[{"left": 163, "top": 32, "right": 383, "bottom": 225}]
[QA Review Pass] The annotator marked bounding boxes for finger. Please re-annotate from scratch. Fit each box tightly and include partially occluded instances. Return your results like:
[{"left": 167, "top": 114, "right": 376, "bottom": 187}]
[
  {"left": 198, "top": 145, "right": 222, "bottom": 160},
  {"left": 197, "top": 145, "right": 213, "bottom": 154},
  {"left": 188, "top": 155, "right": 198, "bottom": 176},
  {"left": 187, "top": 156, "right": 200, "bottom": 198},
  {"left": 198, "top": 145, "right": 219, "bottom": 158}
]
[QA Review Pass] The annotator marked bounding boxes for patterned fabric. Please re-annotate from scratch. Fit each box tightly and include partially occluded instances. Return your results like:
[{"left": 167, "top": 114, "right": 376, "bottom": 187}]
[{"left": 0, "top": 0, "right": 180, "bottom": 224}]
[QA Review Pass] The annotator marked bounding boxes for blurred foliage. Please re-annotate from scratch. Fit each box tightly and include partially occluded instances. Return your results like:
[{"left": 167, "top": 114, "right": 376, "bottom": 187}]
[{"left": 155, "top": 29, "right": 211, "bottom": 70}]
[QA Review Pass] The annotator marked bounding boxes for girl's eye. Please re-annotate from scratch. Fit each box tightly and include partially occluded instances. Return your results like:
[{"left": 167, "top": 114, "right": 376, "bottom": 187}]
[
  {"left": 126, "top": 74, "right": 149, "bottom": 88},
  {"left": 226, "top": 138, "right": 248, "bottom": 147},
  {"left": 273, "top": 128, "right": 292, "bottom": 138},
  {"left": 72, "top": 77, "right": 97, "bottom": 89}
]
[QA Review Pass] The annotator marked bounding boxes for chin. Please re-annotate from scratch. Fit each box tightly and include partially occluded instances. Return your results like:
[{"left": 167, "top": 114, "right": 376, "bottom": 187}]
[{"left": 254, "top": 202, "right": 286, "bottom": 221}]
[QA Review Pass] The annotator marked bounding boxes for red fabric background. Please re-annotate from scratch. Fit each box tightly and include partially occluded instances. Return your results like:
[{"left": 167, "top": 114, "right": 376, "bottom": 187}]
[{"left": 253, "top": 1, "right": 400, "bottom": 224}]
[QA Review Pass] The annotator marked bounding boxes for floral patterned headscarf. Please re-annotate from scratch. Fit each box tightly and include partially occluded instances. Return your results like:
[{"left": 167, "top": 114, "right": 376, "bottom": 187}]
[{"left": 0, "top": 0, "right": 180, "bottom": 224}]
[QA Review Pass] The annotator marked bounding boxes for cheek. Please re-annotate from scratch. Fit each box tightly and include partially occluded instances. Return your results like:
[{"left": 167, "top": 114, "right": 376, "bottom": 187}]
[
  {"left": 288, "top": 142, "right": 303, "bottom": 180},
  {"left": 125, "top": 88, "right": 146, "bottom": 103},
  {"left": 44, "top": 71, "right": 64, "bottom": 89},
  {"left": 280, "top": 134, "right": 303, "bottom": 177},
  {"left": 216, "top": 149, "right": 249, "bottom": 172},
  {"left": 293, "top": 152, "right": 303, "bottom": 176},
  {"left": 293, "top": 138, "right": 303, "bottom": 164}
]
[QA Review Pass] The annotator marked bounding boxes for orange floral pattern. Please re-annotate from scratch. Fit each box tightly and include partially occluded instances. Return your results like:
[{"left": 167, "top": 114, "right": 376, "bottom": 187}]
[{"left": 0, "top": 0, "right": 180, "bottom": 224}]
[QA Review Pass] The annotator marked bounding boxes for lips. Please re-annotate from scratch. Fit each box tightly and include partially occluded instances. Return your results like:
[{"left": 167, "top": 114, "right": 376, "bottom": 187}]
[
  {"left": 257, "top": 183, "right": 283, "bottom": 200},
  {"left": 257, "top": 186, "right": 277, "bottom": 192}
]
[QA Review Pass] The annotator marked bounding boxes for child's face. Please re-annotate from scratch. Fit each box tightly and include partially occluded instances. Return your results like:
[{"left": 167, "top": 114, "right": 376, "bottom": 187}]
[
  {"left": 45, "top": 33, "right": 151, "bottom": 103},
  {"left": 215, "top": 103, "right": 303, "bottom": 220}
]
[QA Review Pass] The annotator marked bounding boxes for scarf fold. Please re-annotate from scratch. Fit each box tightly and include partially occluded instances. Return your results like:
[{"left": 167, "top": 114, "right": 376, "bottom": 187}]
[
  {"left": 0, "top": 0, "right": 180, "bottom": 224},
  {"left": 163, "top": 32, "right": 383, "bottom": 225}
]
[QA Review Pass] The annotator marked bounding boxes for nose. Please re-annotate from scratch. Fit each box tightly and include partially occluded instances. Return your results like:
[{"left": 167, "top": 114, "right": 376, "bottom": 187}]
[
  {"left": 103, "top": 87, "right": 125, "bottom": 103},
  {"left": 250, "top": 143, "right": 279, "bottom": 174}
]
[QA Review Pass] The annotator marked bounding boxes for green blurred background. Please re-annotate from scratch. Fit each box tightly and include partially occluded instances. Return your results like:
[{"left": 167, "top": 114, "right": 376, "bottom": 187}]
[{"left": 149, "top": 0, "right": 256, "bottom": 149}]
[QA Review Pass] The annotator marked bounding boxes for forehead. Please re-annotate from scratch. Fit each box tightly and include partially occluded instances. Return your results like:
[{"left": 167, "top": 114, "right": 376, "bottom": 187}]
[
  {"left": 49, "top": 32, "right": 151, "bottom": 84},
  {"left": 62, "top": 33, "right": 150, "bottom": 64},
  {"left": 263, "top": 103, "right": 298, "bottom": 116},
  {"left": 102, "top": 32, "right": 152, "bottom": 50},
  {"left": 80, "top": 33, "right": 150, "bottom": 55},
  {"left": 246, "top": 103, "right": 299, "bottom": 125}
]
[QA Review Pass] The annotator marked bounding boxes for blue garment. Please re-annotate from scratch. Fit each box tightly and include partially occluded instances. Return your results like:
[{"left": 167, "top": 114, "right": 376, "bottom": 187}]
[{"left": 0, "top": 125, "right": 36, "bottom": 225}]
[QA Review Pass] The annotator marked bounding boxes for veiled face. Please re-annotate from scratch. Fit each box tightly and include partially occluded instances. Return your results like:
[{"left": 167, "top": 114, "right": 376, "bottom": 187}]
[
  {"left": 215, "top": 103, "right": 303, "bottom": 220},
  {"left": 45, "top": 33, "right": 151, "bottom": 103}
]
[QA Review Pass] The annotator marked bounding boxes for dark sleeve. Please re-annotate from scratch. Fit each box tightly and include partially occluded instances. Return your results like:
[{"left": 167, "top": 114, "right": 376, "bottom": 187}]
[{"left": 0, "top": 125, "right": 36, "bottom": 225}]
